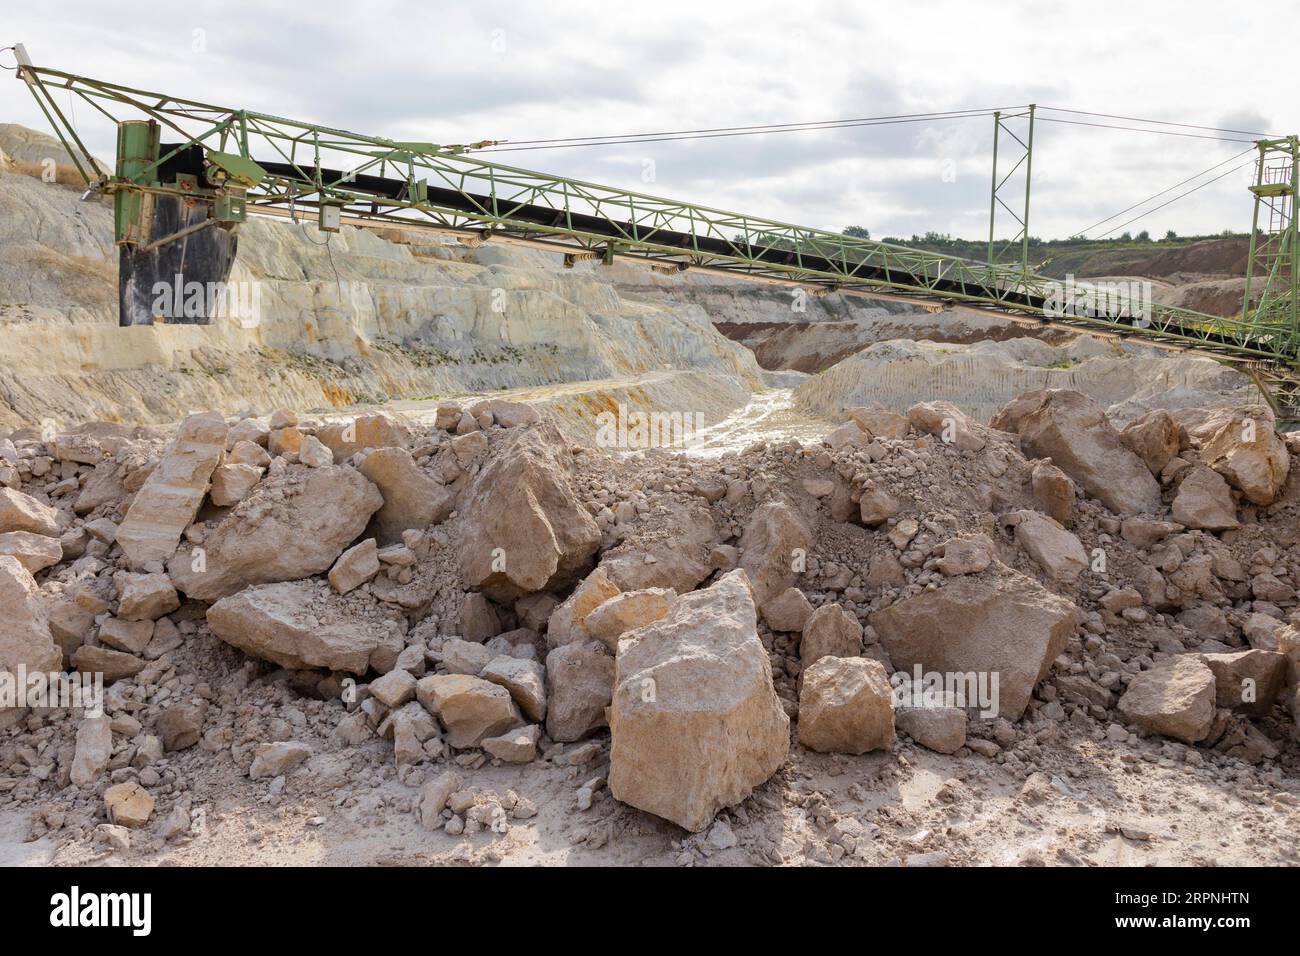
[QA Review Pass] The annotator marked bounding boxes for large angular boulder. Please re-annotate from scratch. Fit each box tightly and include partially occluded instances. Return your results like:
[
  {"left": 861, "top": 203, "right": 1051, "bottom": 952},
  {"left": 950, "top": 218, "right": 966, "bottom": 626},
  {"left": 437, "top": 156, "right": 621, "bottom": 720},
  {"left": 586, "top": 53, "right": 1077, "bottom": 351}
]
[
  {"left": 116, "top": 412, "right": 227, "bottom": 567},
  {"left": 800, "top": 603, "right": 862, "bottom": 668},
  {"left": 1198, "top": 649, "right": 1287, "bottom": 717},
  {"left": 459, "top": 424, "right": 600, "bottom": 601},
  {"left": 546, "top": 566, "right": 622, "bottom": 649},
  {"left": 993, "top": 390, "right": 1160, "bottom": 515},
  {"left": 545, "top": 640, "right": 615, "bottom": 742},
  {"left": 169, "top": 465, "right": 383, "bottom": 600},
  {"left": 0, "top": 487, "right": 60, "bottom": 537},
  {"left": 415, "top": 673, "right": 522, "bottom": 749},
  {"left": 358, "top": 448, "right": 454, "bottom": 545},
  {"left": 1117, "top": 656, "right": 1216, "bottom": 744},
  {"left": 206, "top": 580, "right": 399, "bottom": 674},
  {"left": 1120, "top": 409, "right": 1181, "bottom": 475},
  {"left": 907, "top": 400, "right": 985, "bottom": 451},
  {"left": 608, "top": 570, "right": 790, "bottom": 832},
  {"left": 0, "top": 556, "right": 61, "bottom": 676},
  {"left": 739, "top": 500, "right": 813, "bottom": 608},
  {"left": 1171, "top": 466, "right": 1238, "bottom": 532},
  {"left": 0, "top": 531, "right": 62, "bottom": 574},
  {"left": 1006, "top": 510, "right": 1088, "bottom": 582},
  {"left": 1199, "top": 407, "right": 1289, "bottom": 506},
  {"left": 871, "top": 563, "right": 1080, "bottom": 720},
  {"left": 797, "top": 656, "right": 895, "bottom": 754},
  {"left": 317, "top": 412, "right": 416, "bottom": 462}
]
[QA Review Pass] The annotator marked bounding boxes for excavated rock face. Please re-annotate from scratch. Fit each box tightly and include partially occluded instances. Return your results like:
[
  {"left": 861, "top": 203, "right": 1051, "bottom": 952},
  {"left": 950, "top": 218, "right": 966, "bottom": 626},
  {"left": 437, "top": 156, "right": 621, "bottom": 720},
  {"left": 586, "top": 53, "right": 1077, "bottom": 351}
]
[
  {"left": 206, "top": 579, "right": 403, "bottom": 674},
  {"left": 168, "top": 464, "right": 383, "bottom": 601},
  {"left": 458, "top": 423, "right": 600, "bottom": 602},
  {"left": 608, "top": 570, "right": 790, "bottom": 833},
  {"left": 871, "top": 562, "right": 1080, "bottom": 720},
  {"left": 993, "top": 389, "right": 1161, "bottom": 516}
]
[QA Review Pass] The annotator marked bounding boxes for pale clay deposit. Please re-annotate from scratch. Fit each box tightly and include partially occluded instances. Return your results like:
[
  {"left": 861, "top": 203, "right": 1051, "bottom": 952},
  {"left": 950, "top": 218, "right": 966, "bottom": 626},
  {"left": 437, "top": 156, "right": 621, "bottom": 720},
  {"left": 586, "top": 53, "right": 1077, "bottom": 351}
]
[{"left": 2, "top": 127, "right": 1300, "bottom": 868}]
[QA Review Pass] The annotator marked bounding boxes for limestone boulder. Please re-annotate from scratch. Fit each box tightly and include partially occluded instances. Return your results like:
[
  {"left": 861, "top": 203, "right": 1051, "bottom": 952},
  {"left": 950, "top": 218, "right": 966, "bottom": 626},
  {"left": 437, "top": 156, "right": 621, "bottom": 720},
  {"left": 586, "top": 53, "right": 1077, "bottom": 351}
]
[
  {"left": 328, "top": 539, "right": 380, "bottom": 594},
  {"left": 546, "top": 566, "right": 622, "bottom": 649},
  {"left": 871, "top": 563, "right": 1080, "bottom": 719},
  {"left": 0, "top": 530, "right": 61, "bottom": 574},
  {"left": 0, "top": 556, "right": 61, "bottom": 675},
  {"left": 0, "top": 487, "right": 60, "bottom": 537},
  {"left": 317, "top": 412, "right": 416, "bottom": 462},
  {"left": 168, "top": 465, "right": 383, "bottom": 601},
  {"left": 800, "top": 602, "right": 862, "bottom": 668},
  {"left": 116, "top": 572, "right": 179, "bottom": 621},
  {"left": 206, "top": 580, "right": 398, "bottom": 674},
  {"left": 1117, "top": 656, "right": 1216, "bottom": 743},
  {"left": 586, "top": 588, "right": 676, "bottom": 650},
  {"left": 739, "top": 500, "right": 813, "bottom": 608},
  {"left": 995, "top": 390, "right": 1160, "bottom": 515},
  {"left": 416, "top": 674, "right": 523, "bottom": 749},
  {"left": 608, "top": 570, "right": 790, "bottom": 832},
  {"left": 545, "top": 640, "right": 615, "bottom": 742},
  {"left": 459, "top": 424, "right": 600, "bottom": 601},
  {"left": 1030, "top": 462, "right": 1075, "bottom": 527},
  {"left": 1120, "top": 409, "right": 1181, "bottom": 475},
  {"left": 209, "top": 463, "right": 263, "bottom": 507},
  {"left": 847, "top": 406, "right": 910, "bottom": 440},
  {"left": 1007, "top": 510, "right": 1088, "bottom": 582},
  {"left": 1199, "top": 407, "right": 1289, "bottom": 506},
  {"left": 1172, "top": 466, "right": 1238, "bottom": 532},
  {"left": 797, "top": 656, "right": 895, "bottom": 754},
  {"left": 1198, "top": 649, "right": 1287, "bottom": 716},
  {"left": 358, "top": 447, "right": 454, "bottom": 545},
  {"left": 480, "top": 655, "right": 548, "bottom": 721},
  {"left": 760, "top": 586, "right": 814, "bottom": 633},
  {"left": 70, "top": 715, "right": 112, "bottom": 787},
  {"left": 907, "top": 400, "right": 985, "bottom": 451},
  {"left": 116, "top": 412, "right": 227, "bottom": 567}
]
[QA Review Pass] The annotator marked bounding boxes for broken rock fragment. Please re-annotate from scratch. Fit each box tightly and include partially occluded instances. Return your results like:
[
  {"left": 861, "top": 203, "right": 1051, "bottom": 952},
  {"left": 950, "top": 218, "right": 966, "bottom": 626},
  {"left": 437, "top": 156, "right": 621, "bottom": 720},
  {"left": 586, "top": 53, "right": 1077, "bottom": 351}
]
[
  {"left": 416, "top": 673, "right": 523, "bottom": 749},
  {"left": 871, "top": 562, "right": 1079, "bottom": 719},
  {"left": 797, "top": 656, "right": 895, "bottom": 754},
  {"left": 609, "top": 570, "right": 789, "bottom": 832},
  {"left": 206, "top": 580, "right": 397, "bottom": 674},
  {"left": 1117, "top": 656, "right": 1216, "bottom": 744},
  {"left": 459, "top": 424, "right": 600, "bottom": 601},
  {"left": 116, "top": 412, "right": 227, "bottom": 567},
  {"left": 169, "top": 465, "right": 383, "bottom": 600}
]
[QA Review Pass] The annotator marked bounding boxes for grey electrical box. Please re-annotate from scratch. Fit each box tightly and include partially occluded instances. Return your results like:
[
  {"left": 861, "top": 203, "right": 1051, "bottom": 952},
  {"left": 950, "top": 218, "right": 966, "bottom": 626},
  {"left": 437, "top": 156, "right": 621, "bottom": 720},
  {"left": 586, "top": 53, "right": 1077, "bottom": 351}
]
[{"left": 319, "top": 203, "right": 342, "bottom": 233}]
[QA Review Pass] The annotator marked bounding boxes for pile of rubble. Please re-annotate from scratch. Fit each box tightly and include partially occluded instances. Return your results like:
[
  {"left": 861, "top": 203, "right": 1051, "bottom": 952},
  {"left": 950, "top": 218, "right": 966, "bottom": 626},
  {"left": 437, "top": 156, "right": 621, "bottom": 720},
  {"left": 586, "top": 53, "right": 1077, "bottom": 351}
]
[{"left": 1, "top": 383, "right": 1298, "bottom": 861}]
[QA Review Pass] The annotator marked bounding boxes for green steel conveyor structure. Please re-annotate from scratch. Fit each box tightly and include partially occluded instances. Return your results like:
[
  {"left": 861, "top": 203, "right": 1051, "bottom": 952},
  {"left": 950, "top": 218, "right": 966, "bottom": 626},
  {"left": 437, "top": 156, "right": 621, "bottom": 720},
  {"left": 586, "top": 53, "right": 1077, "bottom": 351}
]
[{"left": 10, "top": 45, "right": 1300, "bottom": 416}]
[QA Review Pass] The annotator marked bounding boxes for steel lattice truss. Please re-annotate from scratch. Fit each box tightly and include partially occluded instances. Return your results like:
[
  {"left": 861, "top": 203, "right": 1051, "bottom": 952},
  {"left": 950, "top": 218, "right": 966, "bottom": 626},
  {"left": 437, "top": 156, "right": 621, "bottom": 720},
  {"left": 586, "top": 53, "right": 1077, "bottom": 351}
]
[{"left": 15, "top": 55, "right": 1300, "bottom": 412}]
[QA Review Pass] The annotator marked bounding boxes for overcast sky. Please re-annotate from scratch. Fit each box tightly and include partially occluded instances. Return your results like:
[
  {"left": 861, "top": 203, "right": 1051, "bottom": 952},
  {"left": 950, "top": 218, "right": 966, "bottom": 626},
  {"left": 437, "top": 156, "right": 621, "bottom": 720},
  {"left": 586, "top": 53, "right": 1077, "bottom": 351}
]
[{"left": 2, "top": 1, "right": 1288, "bottom": 241}]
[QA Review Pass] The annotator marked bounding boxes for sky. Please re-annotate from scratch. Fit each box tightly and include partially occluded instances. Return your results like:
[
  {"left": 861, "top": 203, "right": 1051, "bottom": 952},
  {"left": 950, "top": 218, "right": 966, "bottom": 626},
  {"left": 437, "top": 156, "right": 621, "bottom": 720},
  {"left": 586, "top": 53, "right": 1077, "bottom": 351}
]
[{"left": 1, "top": 1, "right": 1290, "bottom": 241}]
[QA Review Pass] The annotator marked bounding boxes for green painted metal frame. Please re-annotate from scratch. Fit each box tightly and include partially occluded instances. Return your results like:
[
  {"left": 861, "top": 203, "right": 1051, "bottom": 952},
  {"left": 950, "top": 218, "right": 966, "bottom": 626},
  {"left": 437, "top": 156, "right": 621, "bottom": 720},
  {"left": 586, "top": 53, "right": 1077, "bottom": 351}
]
[
  {"left": 13, "top": 53, "right": 1300, "bottom": 411},
  {"left": 987, "top": 105, "right": 1035, "bottom": 277},
  {"left": 1244, "top": 137, "right": 1299, "bottom": 340}
]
